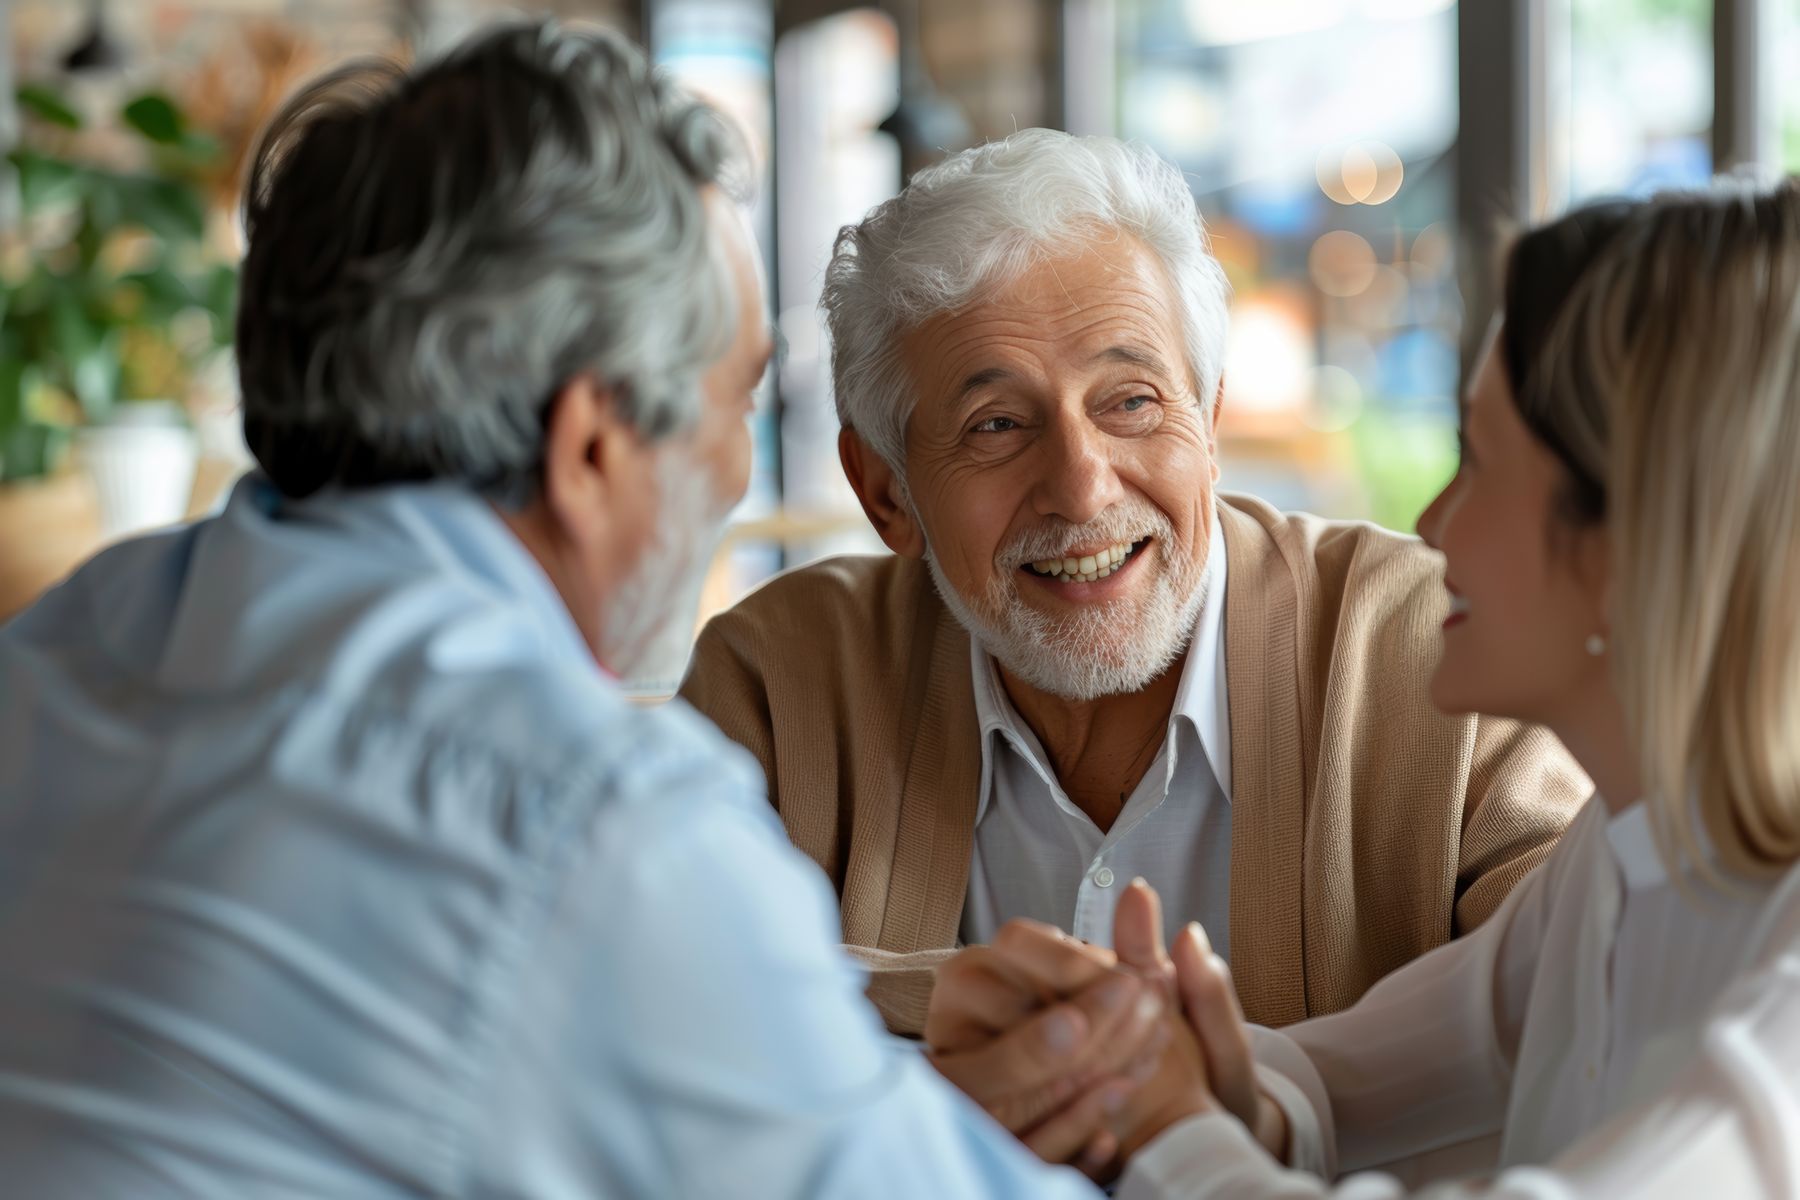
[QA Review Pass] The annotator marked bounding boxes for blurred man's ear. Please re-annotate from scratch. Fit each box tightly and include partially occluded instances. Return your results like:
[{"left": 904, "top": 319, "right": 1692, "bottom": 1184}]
[
  {"left": 541, "top": 373, "right": 647, "bottom": 551},
  {"left": 839, "top": 428, "right": 926, "bottom": 559},
  {"left": 496, "top": 372, "right": 654, "bottom": 668}
]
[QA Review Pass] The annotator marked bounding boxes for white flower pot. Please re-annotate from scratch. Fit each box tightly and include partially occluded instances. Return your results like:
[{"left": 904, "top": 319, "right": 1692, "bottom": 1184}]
[{"left": 77, "top": 403, "right": 199, "bottom": 541}]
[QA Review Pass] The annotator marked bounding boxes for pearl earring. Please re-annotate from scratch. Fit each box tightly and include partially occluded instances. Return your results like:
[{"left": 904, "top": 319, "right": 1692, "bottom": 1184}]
[{"left": 1585, "top": 634, "right": 1607, "bottom": 657}]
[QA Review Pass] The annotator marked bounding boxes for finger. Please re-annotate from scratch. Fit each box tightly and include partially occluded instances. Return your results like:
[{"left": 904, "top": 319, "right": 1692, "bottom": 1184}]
[
  {"left": 1021, "top": 1077, "right": 1135, "bottom": 1165},
  {"left": 1173, "top": 923, "right": 1258, "bottom": 1121},
  {"left": 1112, "top": 878, "right": 1171, "bottom": 980},
  {"left": 926, "top": 949, "right": 1043, "bottom": 1052},
  {"left": 1075, "top": 1128, "right": 1120, "bottom": 1182},
  {"left": 931, "top": 998, "right": 1092, "bottom": 1123},
  {"left": 989, "top": 919, "right": 1118, "bottom": 999},
  {"left": 931, "top": 968, "right": 1164, "bottom": 1133},
  {"left": 1061, "top": 968, "right": 1166, "bottom": 1080}
]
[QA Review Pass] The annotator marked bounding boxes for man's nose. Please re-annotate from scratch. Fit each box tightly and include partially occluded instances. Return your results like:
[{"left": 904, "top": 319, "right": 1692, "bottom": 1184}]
[{"left": 1029, "top": 414, "right": 1125, "bottom": 526}]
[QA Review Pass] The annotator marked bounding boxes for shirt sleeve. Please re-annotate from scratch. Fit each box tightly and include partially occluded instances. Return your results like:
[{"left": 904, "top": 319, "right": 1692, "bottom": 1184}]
[
  {"left": 1120, "top": 859, "right": 1800, "bottom": 1200},
  {"left": 465, "top": 758, "right": 1115, "bottom": 1200}
]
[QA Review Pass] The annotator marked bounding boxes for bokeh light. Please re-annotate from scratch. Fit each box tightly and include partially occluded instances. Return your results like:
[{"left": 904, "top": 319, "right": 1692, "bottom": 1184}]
[{"left": 1308, "top": 230, "right": 1379, "bottom": 297}]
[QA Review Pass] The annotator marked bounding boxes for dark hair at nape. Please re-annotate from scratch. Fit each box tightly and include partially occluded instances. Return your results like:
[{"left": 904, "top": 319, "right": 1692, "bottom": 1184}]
[{"left": 1499, "top": 198, "right": 1639, "bottom": 528}]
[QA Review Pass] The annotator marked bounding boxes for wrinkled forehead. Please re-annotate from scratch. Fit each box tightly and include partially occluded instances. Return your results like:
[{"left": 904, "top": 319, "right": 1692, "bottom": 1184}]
[{"left": 898, "top": 236, "right": 1191, "bottom": 403}]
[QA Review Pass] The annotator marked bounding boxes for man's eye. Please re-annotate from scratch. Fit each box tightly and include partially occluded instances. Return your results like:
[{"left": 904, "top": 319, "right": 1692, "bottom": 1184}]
[
  {"left": 973, "top": 416, "right": 1019, "bottom": 434},
  {"left": 1119, "top": 395, "right": 1154, "bottom": 413}
]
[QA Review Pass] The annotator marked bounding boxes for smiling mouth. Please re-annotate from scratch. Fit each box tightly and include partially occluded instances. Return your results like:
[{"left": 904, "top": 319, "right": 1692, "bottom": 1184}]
[{"left": 1021, "top": 538, "right": 1150, "bottom": 584}]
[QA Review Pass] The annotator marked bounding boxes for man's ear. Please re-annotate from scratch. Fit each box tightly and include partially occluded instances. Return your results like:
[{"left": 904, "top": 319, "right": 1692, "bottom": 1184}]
[
  {"left": 1207, "top": 374, "right": 1226, "bottom": 485},
  {"left": 839, "top": 427, "right": 926, "bottom": 559},
  {"left": 541, "top": 373, "right": 643, "bottom": 549}
]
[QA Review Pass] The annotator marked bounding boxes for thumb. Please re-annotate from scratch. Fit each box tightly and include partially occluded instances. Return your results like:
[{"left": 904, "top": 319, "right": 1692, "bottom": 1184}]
[{"left": 1112, "top": 877, "right": 1170, "bottom": 978}]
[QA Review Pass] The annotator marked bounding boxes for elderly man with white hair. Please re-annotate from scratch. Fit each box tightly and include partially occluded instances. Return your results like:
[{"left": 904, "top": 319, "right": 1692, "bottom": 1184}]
[{"left": 680, "top": 130, "right": 1590, "bottom": 1040}]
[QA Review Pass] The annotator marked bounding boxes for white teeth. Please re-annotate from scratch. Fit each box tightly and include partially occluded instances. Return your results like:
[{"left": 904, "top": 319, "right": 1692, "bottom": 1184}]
[
  {"left": 1448, "top": 595, "right": 1470, "bottom": 616},
  {"left": 1025, "top": 539, "right": 1140, "bottom": 581}
]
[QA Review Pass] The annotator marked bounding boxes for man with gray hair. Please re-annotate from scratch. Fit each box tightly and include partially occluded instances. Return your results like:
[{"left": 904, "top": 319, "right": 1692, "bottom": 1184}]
[
  {"left": 681, "top": 130, "right": 1589, "bottom": 1043},
  {"left": 0, "top": 24, "right": 1241, "bottom": 1198}
]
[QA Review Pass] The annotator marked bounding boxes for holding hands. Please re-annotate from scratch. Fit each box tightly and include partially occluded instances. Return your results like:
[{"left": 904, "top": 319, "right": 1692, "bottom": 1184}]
[{"left": 925, "top": 880, "right": 1287, "bottom": 1177}]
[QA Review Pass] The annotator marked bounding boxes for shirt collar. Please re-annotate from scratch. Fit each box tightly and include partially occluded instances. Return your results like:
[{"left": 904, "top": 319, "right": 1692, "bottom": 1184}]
[
  {"left": 256, "top": 474, "right": 594, "bottom": 669},
  {"left": 969, "top": 512, "right": 1231, "bottom": 824},
  {"left": 1169, "top": 514, "right": 1231, "bottom": 804},
  {"left": 1603, "top": 795, "right": 1728, "bottom": 891}
]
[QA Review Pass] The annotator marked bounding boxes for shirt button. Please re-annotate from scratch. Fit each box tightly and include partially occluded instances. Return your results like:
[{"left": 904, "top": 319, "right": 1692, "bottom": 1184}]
[{"left": 1093, "top": 867, "right": 1116, "bottom": 888}]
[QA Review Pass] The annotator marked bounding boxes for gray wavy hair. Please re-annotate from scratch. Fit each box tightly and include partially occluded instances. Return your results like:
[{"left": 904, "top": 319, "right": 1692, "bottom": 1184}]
[
  {"left": 822, "top": 129, "right": 1232, "bottom": 472},
  {"left": 236, "top": 21, "right": 743, "bottom": 500}
]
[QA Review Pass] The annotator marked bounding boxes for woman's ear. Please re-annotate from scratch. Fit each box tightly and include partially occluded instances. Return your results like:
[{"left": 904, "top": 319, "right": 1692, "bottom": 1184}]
[
  {"left": 839, "top": 428, "right": 926, "bottom": 559},
  {"left": 1575, "top": 520, "right": 1613, "bottom": 638}
]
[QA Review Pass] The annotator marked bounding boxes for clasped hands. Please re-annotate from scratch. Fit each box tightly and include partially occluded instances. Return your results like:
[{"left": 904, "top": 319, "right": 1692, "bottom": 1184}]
[{"left": 925, "top": 880, "right": 1288, "bottom": 1180}]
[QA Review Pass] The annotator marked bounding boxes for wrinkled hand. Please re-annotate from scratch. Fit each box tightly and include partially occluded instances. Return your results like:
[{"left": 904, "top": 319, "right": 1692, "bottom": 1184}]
[
  {"left": 1168, "top": 919, "right": 1288, "bottom": 1160},
  {"left": 1106, "top": 883, "right": 1289, "bottom": 1160},
  {"left": 1103, "top": 880, "right": 1217, "bottom": 1160},
  {"left": 926, "top": 918, "right": 1169, "bottom": 1176}
]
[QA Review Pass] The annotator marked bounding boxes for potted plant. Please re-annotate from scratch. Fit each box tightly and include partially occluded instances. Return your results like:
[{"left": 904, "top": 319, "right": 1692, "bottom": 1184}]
[{"left": 1, "top": 81, "right": 237, "bottom": 541}]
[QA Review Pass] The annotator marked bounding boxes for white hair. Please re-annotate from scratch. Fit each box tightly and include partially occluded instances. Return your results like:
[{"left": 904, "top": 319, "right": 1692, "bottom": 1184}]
[{"left": 821, "top": 128, "right": 1232, "bottom": 471}]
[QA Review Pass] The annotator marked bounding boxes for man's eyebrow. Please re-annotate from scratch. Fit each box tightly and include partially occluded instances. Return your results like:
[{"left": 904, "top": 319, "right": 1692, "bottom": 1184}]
[
  {"left": 1090, "top": 345, "right": 1174, "bottom": 378},
  {"left": 955, "top": 366, "right": 1014, "bottom": 403}
]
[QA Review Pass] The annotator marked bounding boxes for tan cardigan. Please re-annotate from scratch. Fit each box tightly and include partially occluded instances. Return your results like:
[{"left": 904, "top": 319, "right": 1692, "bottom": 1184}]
[{"left": 680, "top": 494, "right": 1590, "bottom": 1034}]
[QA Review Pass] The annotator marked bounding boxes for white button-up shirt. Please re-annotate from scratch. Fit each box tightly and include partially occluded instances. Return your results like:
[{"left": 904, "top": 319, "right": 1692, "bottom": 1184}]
[
  {"left": 1126, "top": 793, "right": 1800, "bottom": 1198},
  {"left": 961, "top": 521, "right": 1232, "bottom": 957}
]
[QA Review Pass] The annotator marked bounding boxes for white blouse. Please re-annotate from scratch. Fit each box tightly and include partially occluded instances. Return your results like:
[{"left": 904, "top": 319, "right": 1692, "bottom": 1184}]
[{"left": 1120, "top": 793, "right": 1800, "bottom": 1199}]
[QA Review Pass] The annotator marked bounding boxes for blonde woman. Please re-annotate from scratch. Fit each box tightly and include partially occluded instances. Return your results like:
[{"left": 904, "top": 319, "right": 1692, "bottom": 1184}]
[{"left": 927, "top": 178, "right": 1800, "bottom": 1196}]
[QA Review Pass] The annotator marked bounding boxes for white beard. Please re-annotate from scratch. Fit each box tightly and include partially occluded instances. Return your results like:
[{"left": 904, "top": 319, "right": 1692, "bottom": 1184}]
[
  {"left": 924, "top": 500, "right": 1210, "bottom": 702},
  {"left": 602, "top": 448, "right": 729, "bottom": 687}
]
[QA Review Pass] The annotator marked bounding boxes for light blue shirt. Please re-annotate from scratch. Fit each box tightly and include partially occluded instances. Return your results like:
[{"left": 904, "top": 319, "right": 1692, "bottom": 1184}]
[{"left": 0, "top": 477, "right": 1141, "bottom": 1199}]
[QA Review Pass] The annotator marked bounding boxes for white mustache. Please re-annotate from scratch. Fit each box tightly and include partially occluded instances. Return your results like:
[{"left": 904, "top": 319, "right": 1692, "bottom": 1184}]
[{"left": 996, "top": 505, "right": 1171, "bottom": 566}]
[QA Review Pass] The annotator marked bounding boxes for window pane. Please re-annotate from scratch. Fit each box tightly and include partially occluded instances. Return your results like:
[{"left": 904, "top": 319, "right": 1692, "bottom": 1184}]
[
  {"left": 1559, "top": 0, "right": 1713, "bottom": 204},
  {"left": 1117, "top": 0, "right": 1461, "bottom": 531},
  {"left": 1779, "top": 0, "right": 1800, "bottom": 171}
]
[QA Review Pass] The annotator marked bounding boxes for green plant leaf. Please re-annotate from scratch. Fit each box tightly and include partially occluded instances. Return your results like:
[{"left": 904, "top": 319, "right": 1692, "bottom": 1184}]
[
  {"left": 120, "top": 265, "right": 199, "bottom": 321},
  {"left": 103, "top": 172, "right": 207, "bottom": 242},
  {"left": 47, "top": 290, "right": 120, "bottom": 420},
  {"left": 179, "top": 130, "right": 222, "bottom": 162},
  {"left": 0, "top": 349, "right": 25, "bottom": 427},
  {"left": 8, "top": 148, "right": 83, "bottom": 214},
  {"left": 15, "top": 84, "right": 82, "bottom": 130},
  {"left": 122, "top": 93, "right": 186, "bottom": 145},
  {"left": 202, "top": 264, "right": 238, "bottom": 341},
  {"left": 0, "top": 422, "right": 70, "bottom": 483},
  {"left": 117, "top": 176, "right": 207, "bottom": 242}
]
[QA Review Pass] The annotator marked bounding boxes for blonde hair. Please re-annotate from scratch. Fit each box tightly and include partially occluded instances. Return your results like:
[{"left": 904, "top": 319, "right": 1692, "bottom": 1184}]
[{"left": 1545, "top": 178, "right": 1800, "bottom": 880}]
